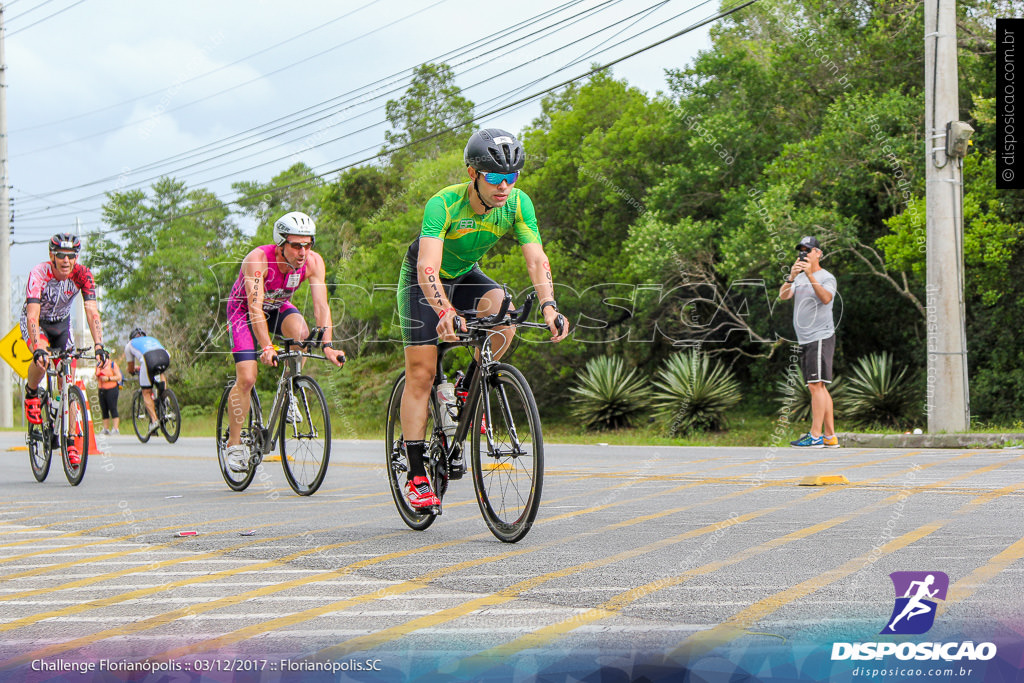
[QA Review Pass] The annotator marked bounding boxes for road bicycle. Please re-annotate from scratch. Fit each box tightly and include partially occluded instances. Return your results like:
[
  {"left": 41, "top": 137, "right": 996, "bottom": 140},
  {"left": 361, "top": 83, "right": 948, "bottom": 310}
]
[
  {"left": 385, "top": 291, "right": 553, "bottom": 543},
  {"left": 215, "top": 329, "right": 334, "bottom": 496},
  {"left": 26, "top": 347, "right": 94, "bottom": 486},
  {"left": 130, "top": 376, "right": 181, "bottom": 444}
]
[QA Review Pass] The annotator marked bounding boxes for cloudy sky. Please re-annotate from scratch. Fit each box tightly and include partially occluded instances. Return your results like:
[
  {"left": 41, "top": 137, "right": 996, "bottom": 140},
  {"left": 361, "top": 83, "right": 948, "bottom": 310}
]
[{"left": 4, "top": 0, "right": 722, "bottom": 293}]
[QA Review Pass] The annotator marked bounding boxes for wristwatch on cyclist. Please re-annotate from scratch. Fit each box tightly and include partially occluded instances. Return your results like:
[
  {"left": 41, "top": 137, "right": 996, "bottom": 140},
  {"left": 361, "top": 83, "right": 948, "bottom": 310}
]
[{"left": 541, "top": 300, "right": 558, "bottom": 314}]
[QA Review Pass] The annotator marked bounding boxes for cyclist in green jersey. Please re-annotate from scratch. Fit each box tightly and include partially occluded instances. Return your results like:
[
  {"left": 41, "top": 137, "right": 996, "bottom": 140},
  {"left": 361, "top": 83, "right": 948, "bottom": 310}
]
[{"left": 396, "top": 128, "right": 570, "bottom": 509}]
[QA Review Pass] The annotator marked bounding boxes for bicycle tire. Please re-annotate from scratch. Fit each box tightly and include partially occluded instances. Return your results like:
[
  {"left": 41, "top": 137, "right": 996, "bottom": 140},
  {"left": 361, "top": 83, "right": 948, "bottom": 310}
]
[
  {"left": 62, "top": 384, "right": 89, "bottom": 486},
  {"left": 384, "top": 372, "right": 436, "bottom": 531},
  {"left": 131, "top": 390, "right": 151, "bottom": 443},
  {"left": 160, "top": 388, "right": 181, "bottom": 443},
  {"left": 215, "top": 381, "right": 261, "bottom": 492},
  {"left": 27, "top": 394, "right": 53, "bottom": 482},
  {"left": 470, "top": 363, "right": 544, "bottom": 543},
  {"left": 279, "top": 375, "right": 331, "bottom": 496}
]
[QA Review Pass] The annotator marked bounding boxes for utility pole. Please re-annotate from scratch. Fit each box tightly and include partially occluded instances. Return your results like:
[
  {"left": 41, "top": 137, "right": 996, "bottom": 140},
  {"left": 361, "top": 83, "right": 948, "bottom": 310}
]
[
  {"left": 925, "top": 0, "right": 970, "bottom": 432},
  {"left": 0, "top": 3, "right": 12, "bottom": 429}
]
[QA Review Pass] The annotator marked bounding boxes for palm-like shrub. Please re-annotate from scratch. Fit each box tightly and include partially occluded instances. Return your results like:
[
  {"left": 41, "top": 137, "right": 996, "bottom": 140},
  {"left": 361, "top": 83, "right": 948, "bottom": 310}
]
[
  {"left": 570, "top": 355, "right": 650, "bottom": 430},
  {"left": 844, "top": 352, "right": 920, "bottom": 429},
  {"left": 775, "top": 374, "right": 847, "bottom": 423},
  {"left": 653, "top": 350, "right": 742, "bottom": 436}
]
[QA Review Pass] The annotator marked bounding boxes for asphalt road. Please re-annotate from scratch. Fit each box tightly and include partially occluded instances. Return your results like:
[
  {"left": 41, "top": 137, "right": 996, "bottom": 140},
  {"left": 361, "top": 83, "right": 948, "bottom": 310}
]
[{"left": 1, "top": 431, "right": 1023, "bottom": 682}]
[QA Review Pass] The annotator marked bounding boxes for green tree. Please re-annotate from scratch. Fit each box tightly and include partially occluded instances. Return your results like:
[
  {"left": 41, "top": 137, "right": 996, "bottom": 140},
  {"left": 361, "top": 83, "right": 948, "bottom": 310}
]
[
  {"left": 86, "top": 177, "right": 242, "bottom": 406},
  {"left": 384, "top": 63, "right": 474, "bottom": 167}
]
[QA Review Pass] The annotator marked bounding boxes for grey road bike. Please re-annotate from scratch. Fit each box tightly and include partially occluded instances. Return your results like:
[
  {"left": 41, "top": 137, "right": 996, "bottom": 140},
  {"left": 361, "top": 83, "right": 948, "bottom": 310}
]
[{"left": 215, "top": 329, "right": 334, "bottom": 496}]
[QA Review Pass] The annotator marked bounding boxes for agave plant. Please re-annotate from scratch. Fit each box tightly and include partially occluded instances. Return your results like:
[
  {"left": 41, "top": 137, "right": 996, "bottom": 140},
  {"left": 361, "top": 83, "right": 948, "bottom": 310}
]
[
  {"left": 774, "top": 374, "right": 847, "bottom": 424},
  {"left": 653, "top": 350, "right": 742, "bottom": 436},
  {"left": 570, "top": 355, "right": 651, "bottom": 430},
  {"left": 844, "top": 352, "right": 921, "bottom": 429}
]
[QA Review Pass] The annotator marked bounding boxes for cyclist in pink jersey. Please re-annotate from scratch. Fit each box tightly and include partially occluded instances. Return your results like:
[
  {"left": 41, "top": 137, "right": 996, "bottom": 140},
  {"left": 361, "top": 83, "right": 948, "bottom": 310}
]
[
  {"left": 20, "top": 233, "right": 109, "bottom": 458},
  {"left": 222, "top": 212, "right": 346, "bottom": 472}
]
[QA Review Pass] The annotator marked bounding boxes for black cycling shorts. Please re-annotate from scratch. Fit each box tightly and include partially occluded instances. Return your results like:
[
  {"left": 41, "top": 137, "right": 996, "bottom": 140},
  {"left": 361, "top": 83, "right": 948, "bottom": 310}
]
[{"left": 397, "top": 241, "right": 501, "bottom": 346}]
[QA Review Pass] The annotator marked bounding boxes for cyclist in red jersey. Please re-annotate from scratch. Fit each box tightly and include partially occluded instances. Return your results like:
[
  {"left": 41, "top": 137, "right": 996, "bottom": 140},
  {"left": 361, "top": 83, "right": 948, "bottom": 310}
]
[{"left": 20, "top": 234, "right": 109, "bottom": 463}]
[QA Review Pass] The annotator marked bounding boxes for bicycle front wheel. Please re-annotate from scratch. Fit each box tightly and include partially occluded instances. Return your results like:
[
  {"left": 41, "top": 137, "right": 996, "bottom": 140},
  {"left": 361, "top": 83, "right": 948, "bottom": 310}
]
[
  {"left": 160, "top": 388, "right": 181, "bottom": 443},
  {"left": 470, "top": 363, "right": 544, "bottom": 543},
  {"left": 215, "top": 381, "right": 261, "bottom": 492},
  {"left": 384, "top": 372, "right": 436, "bottom": 531},
  {"left": 62, "top": 385, "right": 89, "bottom": 486},
  {"left": 28, "top": 403, "right": 53, "bottom": 483},
  {"left": 131, "top": 390, "right": 151, "bottom": 443},
  {"left": 279, "top": 376, "right": 330, "bottom": 496}
]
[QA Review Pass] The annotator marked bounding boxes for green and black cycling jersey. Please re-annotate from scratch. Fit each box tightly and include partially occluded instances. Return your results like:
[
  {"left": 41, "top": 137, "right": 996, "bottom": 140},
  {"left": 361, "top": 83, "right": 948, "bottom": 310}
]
[{"left": 416, "top": 182, "right": 542, "bottom": 277}]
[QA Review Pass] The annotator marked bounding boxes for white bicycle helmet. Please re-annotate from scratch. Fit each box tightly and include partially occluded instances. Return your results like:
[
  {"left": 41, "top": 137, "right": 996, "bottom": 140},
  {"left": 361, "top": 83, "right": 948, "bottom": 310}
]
[{"left": 272, "top": 211, "right": 316, "bottom": 246}]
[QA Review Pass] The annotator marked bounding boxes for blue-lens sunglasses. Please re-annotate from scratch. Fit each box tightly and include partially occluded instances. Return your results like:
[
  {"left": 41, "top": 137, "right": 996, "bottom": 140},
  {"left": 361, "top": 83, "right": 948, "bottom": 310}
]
[{"left": 483, "top": 171, "right": 519, "bottom": 185}]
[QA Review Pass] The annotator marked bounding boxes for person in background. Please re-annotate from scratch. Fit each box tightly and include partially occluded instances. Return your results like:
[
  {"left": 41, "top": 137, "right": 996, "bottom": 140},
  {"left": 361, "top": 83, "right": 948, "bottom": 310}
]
[
  {"left": 124, "top": 328, "right": 171, "bottom": 437},
  {"left": 95, "top": 355, "right": 123, "bottom": 435},
  {"left": 779, "top": 235, "right": 840, "bottom": 448}
]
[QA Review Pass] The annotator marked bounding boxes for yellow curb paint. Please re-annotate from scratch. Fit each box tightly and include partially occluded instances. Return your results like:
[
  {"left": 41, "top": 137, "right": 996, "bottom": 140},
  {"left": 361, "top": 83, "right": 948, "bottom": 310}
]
[{"left": 798, "top": 475, "right": 850, "bottom": 486}]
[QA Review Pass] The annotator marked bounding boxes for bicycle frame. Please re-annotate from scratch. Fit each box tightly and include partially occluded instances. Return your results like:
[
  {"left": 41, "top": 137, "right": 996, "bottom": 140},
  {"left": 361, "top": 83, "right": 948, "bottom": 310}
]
[
  {"left": 432, "top": 293, "right": 544, "bottom": 466},
  {"left": 254, "top": 352, "right": 304, "bottom": 456},
  {"left": 43, "top": 354, "right": 77, "bottom": 439}
]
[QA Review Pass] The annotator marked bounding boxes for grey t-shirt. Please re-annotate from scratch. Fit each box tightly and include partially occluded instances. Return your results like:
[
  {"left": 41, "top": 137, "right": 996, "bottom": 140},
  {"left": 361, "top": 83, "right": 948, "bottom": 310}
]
[{"left": 792, "top": 268, "right": 837, "bottom": 344}]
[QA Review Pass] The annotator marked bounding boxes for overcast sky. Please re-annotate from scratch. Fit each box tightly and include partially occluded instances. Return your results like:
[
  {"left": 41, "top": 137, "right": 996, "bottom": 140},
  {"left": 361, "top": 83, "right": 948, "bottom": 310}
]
[{"left": 4, "top": 0, "right": 719, "bottom": 296}]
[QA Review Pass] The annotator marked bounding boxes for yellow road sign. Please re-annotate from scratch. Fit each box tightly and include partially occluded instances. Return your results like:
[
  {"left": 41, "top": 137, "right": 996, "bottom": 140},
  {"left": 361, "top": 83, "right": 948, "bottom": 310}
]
[{"left": 0, "top": 325, "right": 32, "bottom": 380}]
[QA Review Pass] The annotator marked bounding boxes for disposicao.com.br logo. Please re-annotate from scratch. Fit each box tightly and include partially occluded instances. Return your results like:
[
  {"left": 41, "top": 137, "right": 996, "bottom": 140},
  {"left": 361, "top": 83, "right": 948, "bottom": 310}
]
[{"left": 831, "top": 571, "right": 997, "bottom": 663}]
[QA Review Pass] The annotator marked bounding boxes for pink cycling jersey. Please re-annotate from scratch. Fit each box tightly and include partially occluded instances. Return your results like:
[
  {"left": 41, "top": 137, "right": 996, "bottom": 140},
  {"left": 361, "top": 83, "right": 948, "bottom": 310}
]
[{"left": 226, "top": 244, "right": 308, "bottom": 357}]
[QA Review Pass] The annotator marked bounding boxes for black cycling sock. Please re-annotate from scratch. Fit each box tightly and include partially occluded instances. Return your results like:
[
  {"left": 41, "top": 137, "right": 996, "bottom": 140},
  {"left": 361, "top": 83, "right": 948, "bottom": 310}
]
[
  {"left": 25, "top": 386, "right": 38, "bottom": 398},
  {"left": 405, "top": 440, "right": 427, "bottom": 479}
]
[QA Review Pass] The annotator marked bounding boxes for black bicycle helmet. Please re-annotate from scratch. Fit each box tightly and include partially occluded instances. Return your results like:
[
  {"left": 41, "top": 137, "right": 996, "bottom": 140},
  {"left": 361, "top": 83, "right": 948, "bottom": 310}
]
[
  {"left": 130, "top": 328, "right": 146, "bottom": 339},
  {"left": 49, "top": 232, "right": 81, "bottom": 253},
  {"left": 464, "top": 128, "right": 525, "bottom": 173}
]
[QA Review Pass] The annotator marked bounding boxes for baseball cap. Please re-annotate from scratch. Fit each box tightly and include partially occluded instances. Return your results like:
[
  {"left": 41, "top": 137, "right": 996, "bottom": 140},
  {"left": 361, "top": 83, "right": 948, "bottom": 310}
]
[{"left": 796, "top": 236, "right": 822, "bottom": 252}]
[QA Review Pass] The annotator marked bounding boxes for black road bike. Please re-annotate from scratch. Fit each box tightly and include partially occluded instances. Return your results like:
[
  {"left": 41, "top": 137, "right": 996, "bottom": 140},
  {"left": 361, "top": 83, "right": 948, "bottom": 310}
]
[
  {"left": 26, "top": 348, "right": 94, "bottom": 486},
  {"left": 131, "top": 376, "right": 181, "bottom": 443},
  {"left": 385, "top": 291, "right": 553, "bottom": 543},
  {"left": 215, "top": 329, "right": 334, "bottom": 496}
]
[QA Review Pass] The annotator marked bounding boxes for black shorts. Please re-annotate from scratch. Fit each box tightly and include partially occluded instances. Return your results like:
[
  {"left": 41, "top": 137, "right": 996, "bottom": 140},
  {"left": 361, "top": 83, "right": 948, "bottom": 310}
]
[
  {"left": 140, "top": 349, "right": 171, "bottom": 388},
  {"left": 97, "top": 387, "right": 120, "bottom": 419},
  {"left": 799, "top": 334, "right": 835, "bottom": 384},
  {"left": 20, "top": 316, "right": 74, "bottom": 352},
  {"left": 397, "top": 242, "right": 501, "bottom": 346}
]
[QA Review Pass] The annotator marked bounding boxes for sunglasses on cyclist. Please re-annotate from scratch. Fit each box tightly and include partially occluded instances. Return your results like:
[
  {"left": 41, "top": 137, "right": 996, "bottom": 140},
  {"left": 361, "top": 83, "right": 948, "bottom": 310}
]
[
  {"left": 482, "top": 171, "right": 519, "bottom": 186},
  {"left": 52, "top": 252, "right": 78, "bottom": 261},
  {"left": 285, "top": 241, "right": 313, "bottom": 251}
]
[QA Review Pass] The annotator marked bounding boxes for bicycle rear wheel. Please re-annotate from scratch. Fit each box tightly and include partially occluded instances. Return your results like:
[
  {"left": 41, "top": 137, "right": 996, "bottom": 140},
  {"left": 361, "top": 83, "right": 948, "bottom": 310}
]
[
  {"left": 216, "top": 381, "right": 261, "bottom": 491},
  {"left": 27, "top": 395, "right": 53, "bottom": 482},
  {"left": 384, "top": 372, "right": 436, "bottom": 530},
  {"left": 279, "top": 376, "right": 330, "bottom": 496},
  {"left": 62, "top": 385, "right": 89, "bottom": 486},
  {"left": 131, "top": 390, "right": 151, "bottom": 443},
  {"left": 470, "top": 363, "right": 544, "bottom": 543},
  {"left": 160, "top": 388, "right": 181, "bottom": 443}
]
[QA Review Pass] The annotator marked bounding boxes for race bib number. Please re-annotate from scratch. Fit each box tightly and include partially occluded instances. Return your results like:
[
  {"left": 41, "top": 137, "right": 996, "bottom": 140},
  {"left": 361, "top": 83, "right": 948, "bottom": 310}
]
[{"left": 286, "top": 272, "right": 301, "bottom": 288}]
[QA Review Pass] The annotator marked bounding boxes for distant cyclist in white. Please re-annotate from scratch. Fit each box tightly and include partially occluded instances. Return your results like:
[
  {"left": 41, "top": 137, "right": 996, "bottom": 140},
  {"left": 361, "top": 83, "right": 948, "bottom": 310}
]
[
  {"left": 124, "top": 328, "right": 171, "bottom": 437},
  {"left": 888, "top": 574, "right": 939, "bottom": 631}
]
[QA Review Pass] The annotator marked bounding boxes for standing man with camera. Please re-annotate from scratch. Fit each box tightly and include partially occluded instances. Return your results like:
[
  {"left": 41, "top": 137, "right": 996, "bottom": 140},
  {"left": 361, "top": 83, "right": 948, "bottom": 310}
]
[{"left": 780, "top": 236, "right": 840, "bottom": 448}]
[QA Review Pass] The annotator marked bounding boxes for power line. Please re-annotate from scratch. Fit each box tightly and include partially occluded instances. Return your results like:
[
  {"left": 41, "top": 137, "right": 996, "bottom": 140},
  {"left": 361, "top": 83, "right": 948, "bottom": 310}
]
[
  {"left": 12, "top": 0, "right": 615, "bottom": 209},
  {"left": 10, "top": 0, "right": 452, "bottom": 157},
  {"left": 11, "top": 0, "right": 597, "bottom": 192},
  {"left": 6, "top": 0, "right": 86, "bottom": 37},
  {"left": 9, "top": 0, "right": 389, "bottom": 134},
  {"left": 13, "top": 0, "right": 755, "bottom": 244}
]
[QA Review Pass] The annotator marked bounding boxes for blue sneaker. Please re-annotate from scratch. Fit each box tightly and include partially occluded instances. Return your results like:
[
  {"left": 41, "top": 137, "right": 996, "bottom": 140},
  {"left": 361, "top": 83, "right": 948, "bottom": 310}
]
[{"left": 791, "top": 433, "right": 824, "bottom": 448}]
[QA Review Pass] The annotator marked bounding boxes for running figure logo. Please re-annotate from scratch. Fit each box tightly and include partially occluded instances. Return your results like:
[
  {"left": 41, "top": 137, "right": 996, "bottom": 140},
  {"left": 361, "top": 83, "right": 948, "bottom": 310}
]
[{"left": 880, "top": 571, "right": 949, "bottom": 635}]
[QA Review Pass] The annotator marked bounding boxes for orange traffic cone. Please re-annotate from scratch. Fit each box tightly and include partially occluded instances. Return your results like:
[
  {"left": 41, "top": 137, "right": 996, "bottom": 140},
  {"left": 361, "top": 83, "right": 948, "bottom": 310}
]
[{"left": 75, "top": 379, "right": 103, "bottom": 456}]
